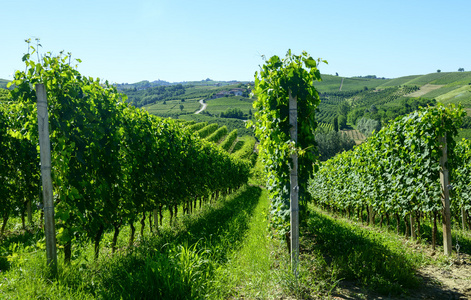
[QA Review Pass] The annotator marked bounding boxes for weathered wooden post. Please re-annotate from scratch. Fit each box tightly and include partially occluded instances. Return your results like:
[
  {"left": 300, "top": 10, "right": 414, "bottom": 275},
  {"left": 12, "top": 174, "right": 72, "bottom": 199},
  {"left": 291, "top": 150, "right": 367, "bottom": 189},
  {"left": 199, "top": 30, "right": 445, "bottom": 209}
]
[
  {"left": 462, "top": 207, "right": 468, "bottom": 231},
  {"left": 289, "top": 90, "right": 299, "bottom": 275},
  {"left": 439, "top": 132, "right": 452, "bottom": 256},
  {"left": 36, "top": 83, "right": 58, "bottom": 274}
]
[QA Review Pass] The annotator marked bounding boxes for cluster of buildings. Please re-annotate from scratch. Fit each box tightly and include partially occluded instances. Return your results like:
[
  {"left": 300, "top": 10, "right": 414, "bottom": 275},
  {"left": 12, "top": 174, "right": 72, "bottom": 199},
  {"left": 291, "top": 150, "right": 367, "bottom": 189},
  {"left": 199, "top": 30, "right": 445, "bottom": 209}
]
[{"left": 211, "top": 88, "right": 245, "bottom": 99}]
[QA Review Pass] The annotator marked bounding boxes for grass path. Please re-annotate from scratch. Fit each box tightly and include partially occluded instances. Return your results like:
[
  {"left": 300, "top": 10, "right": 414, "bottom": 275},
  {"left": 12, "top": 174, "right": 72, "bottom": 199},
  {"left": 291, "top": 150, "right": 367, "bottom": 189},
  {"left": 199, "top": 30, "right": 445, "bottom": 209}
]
[
  {"left": 210, "top": 188, "right": 288, "bottom": 299},
  {"left": 0, "top": 186, "right": 285, "bottom": 299}
]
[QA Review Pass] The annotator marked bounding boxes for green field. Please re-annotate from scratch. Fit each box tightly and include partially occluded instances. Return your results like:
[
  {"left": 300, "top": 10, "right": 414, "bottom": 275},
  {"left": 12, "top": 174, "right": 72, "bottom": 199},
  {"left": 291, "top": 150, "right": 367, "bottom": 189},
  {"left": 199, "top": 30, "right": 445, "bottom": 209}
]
[
  {"left": 128, "top": 71, "right": 471, "bottom": 138},
  {"left": 205, "top": 96, "right": 254, "bottom": 115},
  {"left": 179, "top": 114, "right": 254, "bottom": 137},
  {"left": 143, "top": 98, "right": 202, "bottom": 116},
  {"left": 436, "top": 84, "right": 471, "bottom": 107}
]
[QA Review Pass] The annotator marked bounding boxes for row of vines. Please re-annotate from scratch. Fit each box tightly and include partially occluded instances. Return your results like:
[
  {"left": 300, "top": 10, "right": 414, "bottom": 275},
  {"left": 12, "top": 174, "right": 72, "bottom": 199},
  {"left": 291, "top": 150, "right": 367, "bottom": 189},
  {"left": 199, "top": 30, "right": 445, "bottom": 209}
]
[
  {"left": 308, "top": 104, "right": 470, "bottom": 250},
  {"left": 0, "top": 48, "right": 250, "bottom": 263}
]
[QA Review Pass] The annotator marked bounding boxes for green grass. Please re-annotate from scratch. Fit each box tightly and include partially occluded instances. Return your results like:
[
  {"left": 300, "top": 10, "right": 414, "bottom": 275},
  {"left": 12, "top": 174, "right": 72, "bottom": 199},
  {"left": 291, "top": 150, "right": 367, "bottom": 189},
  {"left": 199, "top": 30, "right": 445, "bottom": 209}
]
[
  {"left": 430, "top": 71, "right": 471, "bottom": 85},
  {"left": 419, "top": 84, "right": 463, "bottom": 99},
  {"left": 378, "top": 75, "right": 422, "bottom": 87},
  {"left": 403, "top": 72, "right": 450, "bottom": 86},
  {"left": 210, "top": 188, "right": 287, "bottom": 299},
  {"left": 316, "top": 75, "right": 386, "bottom": 93},
  {"left": 0, "top": 185, "right": 268, "bottom": 299},
  {"left": 456, "top": 128, "right": 471, "bottom": 140},
  {"left": 205, "top": 96, "right": 254, "bottom": 115},
  {"left": 300, "top": 206, "right": 437, "bottom": 297},
  {"left": 3, "top": 182, "right": 471, "bottom": 299},
  {"left": 231, "top": 135, "right": 256, "bottom": 157},
  {"left": 436, "top": 84, "right": 471, "bottom": 107},
  {"left": 143, "top": 98, "right": 202, "bottom": 116}
]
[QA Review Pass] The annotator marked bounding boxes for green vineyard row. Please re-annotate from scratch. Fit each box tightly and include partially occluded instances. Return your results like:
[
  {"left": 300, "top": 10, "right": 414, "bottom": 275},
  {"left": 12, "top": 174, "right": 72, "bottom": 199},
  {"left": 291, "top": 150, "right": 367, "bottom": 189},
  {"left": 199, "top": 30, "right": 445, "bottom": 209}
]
[
  {"left": 0, "top": 51, "right": 250, "bottom": 262},
  {"left": 309, "top": 104, "right": 470, "bottom": 241}
]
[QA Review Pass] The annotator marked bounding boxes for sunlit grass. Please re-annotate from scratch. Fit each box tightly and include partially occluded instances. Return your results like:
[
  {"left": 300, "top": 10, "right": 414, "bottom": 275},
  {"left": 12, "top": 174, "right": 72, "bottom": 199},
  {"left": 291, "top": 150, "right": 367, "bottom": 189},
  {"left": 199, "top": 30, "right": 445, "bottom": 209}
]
[{"left": 0, "top": 185, "right": 265, "bottom": 299}]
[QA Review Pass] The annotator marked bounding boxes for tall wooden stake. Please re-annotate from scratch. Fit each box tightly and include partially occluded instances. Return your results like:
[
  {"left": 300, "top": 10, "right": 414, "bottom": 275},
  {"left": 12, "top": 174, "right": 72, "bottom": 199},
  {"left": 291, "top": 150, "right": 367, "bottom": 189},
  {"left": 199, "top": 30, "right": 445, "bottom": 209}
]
[
  {"left": 289, "top": 90, "right": 299, "bottom": 275},
  {"left": 36, "top": 84, "right": 58, "bottom": 274},
  {"left": 462, "top": 207, "right": 467, "bottom": 231},
  {"left": 439, "top": 132, "right": 452, "bottom": 256}
]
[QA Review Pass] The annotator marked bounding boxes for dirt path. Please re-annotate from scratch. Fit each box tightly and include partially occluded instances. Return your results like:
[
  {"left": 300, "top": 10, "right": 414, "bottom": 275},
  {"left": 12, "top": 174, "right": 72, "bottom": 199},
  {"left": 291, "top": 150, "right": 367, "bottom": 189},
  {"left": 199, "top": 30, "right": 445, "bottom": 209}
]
[
  {"left": 194, "top": 99, "right": 207, "bottom": 114},
  {"left": 333, "top": 255, "right": 471, "bottom": 299},
  {"left": 331, "top": 233, "right": 471, "bottom": 300}
]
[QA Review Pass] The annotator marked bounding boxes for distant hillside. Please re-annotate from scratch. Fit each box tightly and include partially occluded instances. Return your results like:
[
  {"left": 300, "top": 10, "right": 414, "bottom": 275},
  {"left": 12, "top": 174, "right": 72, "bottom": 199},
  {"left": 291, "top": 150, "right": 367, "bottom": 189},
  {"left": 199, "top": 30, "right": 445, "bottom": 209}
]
[
  {"left": 0, "top": 78, "right": 9, "bottom": 89},
  {"left": 119, "top": 71, "right": 471, "bottom": 138},
  {"left": 115, "top": 79, "right": 251, "bottom": 91},
  {"left": 313, "top": 71, "right": 471, "bottom": 136},
  {"left": 120, "top": 80, "right": 252, "bottom": 109}
]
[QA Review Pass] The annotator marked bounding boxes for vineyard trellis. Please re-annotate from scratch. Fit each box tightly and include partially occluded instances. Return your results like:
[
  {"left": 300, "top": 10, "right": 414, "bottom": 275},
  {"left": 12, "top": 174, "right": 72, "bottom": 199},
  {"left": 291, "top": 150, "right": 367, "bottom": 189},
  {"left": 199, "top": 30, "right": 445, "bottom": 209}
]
[
  {"left": 249, "top": 50, "right": 323, "bottom": 272},
  {"left": 1, "top": 45, "right": 250, "bottom": 267},
  {"left": 309, "top": 104, "right": 468, "bottom": 256}
]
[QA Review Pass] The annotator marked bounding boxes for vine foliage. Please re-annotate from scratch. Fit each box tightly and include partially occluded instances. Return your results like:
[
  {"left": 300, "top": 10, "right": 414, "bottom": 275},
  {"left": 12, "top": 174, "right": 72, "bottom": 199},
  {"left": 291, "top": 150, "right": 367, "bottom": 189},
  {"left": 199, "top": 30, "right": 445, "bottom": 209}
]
[
  {"left": 3, "top": 41, "right": 250, "bottom": 262},
  {"left": 248, "top": 50, "right": 324, "bottom": 234},
  {"left": 309, "top": 104, "right": 467, "bottom": 239}
]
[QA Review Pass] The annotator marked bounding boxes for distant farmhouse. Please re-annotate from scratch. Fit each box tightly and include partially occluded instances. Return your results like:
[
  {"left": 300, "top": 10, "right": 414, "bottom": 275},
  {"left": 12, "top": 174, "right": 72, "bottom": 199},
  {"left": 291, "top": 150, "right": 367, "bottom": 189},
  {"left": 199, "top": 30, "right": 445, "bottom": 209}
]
[{"left": 212, "top": 88, "right": 244, "bottom": 98}]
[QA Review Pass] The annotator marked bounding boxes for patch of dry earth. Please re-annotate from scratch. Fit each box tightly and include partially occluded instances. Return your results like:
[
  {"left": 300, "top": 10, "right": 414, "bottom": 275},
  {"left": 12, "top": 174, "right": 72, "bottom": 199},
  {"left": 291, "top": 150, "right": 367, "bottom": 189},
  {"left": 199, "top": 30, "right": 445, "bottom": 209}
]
[{"left": 406, "top": 84, "right": 444, "bottom": 98}]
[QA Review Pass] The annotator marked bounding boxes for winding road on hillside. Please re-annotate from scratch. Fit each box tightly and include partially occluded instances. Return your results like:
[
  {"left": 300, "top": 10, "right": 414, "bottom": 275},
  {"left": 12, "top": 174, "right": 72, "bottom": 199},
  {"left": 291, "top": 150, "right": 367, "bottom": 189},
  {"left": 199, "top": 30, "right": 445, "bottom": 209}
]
[{"left": 195, "top": 99, "right": 207, "bottom": 114}]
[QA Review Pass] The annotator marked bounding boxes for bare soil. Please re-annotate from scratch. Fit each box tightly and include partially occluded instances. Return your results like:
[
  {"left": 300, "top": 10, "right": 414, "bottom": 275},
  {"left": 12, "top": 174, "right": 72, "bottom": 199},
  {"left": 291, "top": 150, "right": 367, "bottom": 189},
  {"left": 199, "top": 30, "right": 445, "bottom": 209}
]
[
  {"left": 405, "top": 84, "right": 444, "bottom": 98},
  {"left": 330, "top": 245, "right": 471, "bottom": 300},
  {"left": 340, "top": 129, "right": 366, "bottom": 145}
]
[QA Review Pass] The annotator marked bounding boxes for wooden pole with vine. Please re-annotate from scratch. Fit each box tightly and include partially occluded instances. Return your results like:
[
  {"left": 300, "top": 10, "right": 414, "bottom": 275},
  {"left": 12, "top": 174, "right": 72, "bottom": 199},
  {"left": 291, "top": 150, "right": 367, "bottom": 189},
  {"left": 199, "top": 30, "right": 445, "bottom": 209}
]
[
  {"left": 439, "top": 132, "right": 452, "bottom": 256},
  {"left": 36, "top": 83, "right": 58, "bottom": 275},
  {"left": 289, "top": 90, "right": 299, "bottom": 275},
  {"left": 250, "top": 50, "right": 323, "bottom": 276}
]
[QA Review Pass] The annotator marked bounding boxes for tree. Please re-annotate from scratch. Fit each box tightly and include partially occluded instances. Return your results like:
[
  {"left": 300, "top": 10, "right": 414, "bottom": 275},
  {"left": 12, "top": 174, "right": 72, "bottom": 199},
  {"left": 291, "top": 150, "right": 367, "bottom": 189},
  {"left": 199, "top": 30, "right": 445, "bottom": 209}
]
[
  {"left": 437, "top": 69, "right": 441, "bottom": 73},
  {"left": 332, "top": 116, "right": 339, "bottom": 132},
  {"left": 338, "top": 115, "right": 347, "bottom": 130},
  {"left": 315, "top": 129, "right": 355, "bottom": 161},
  {"left": 369, "top": 104, "right": 378, "bottom": 114},
  {"left": 357, "top": 117, "right": 381, "bottom": 137},
  {"left": 337, "top": 101, "right": 350, "bottom": 116},
  {"left": 179, "top": 104, "right": 184, "bottom": 111},
  {"left": 220, "top": 107, "right": 244, "bottom": 119},
  {"left": 458, "top": 68, "right": 465, "bottom": 72}
]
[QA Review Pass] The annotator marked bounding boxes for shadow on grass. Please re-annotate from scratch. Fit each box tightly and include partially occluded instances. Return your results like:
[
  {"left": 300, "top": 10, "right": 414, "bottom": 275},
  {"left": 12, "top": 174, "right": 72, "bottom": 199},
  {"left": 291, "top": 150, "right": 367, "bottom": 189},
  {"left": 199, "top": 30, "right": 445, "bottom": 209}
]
[
  {"left": 302, "top": 209, "right": 420, "bottom": 296},
  {"left": 150, "top": 185, "right": 262, "bottom": 260},
  {"left": 0, "top": 228, "right": 44, "bottom": 272},
  {"left": 303, "top": 210, "right": 470, "bottom": 299},
  {"left": 78, "top": 185, "right": 263, "bottom": 299}
]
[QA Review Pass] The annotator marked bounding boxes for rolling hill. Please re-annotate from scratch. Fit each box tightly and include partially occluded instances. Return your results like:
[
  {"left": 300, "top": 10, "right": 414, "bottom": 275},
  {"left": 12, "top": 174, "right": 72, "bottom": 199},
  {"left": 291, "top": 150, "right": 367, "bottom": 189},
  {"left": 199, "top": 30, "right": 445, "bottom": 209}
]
[{"left": 0, "top": 78, "right": 9, "bottom": 89}]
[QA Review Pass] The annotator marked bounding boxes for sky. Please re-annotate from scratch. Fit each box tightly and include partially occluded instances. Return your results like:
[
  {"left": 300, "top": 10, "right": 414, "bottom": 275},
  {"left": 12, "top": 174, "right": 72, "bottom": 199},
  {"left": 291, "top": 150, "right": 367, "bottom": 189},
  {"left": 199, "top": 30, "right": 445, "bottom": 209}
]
[{"left": 2, "top": 0, "right": 470, "bottom": 84}]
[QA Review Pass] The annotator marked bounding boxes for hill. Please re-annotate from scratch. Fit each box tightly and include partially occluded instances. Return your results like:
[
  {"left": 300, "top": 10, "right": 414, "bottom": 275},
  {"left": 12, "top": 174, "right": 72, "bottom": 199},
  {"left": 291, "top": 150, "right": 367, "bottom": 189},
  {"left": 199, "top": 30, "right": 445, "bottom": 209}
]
[
  {"left": 314, "top": 71, "right": 471, "bottom": 132},
  {"left": 0, "top": 78, "right": 9, "bottom": 89},
  {"left": 118, "top": 71, "right": 471, "bottom": 139}
]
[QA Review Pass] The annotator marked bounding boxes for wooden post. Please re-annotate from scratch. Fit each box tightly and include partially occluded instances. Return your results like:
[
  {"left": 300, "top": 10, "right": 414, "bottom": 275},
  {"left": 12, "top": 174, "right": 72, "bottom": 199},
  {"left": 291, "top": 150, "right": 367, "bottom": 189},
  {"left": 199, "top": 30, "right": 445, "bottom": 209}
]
[
  {"left": 410, "top": 213, "right": 416, "bottom": 240},
  {"left": 289, "top": 90, "right": 299, "bottom": 276},
  {"left": 462, "top": 207, "right": 468, "bottom": 231},
  {"left": 439, "top": 133, "right": 452, "bottom": 256},
  {"left": 36, "top": 84, "right": 57, "bottom": 274},
  {"left": 26, "top": 199, "right": 32, "bottom": 225},
  {"left": 153, "top": 208, "right": 159, "bottom": 232}
]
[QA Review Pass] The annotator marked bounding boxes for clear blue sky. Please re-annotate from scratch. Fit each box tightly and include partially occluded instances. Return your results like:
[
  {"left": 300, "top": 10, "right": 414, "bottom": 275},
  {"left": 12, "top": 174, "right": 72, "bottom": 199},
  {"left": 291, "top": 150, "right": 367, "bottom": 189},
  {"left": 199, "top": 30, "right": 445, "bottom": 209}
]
[{"left": 2, "top": 0, "right": 470, "bottom": 83}]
